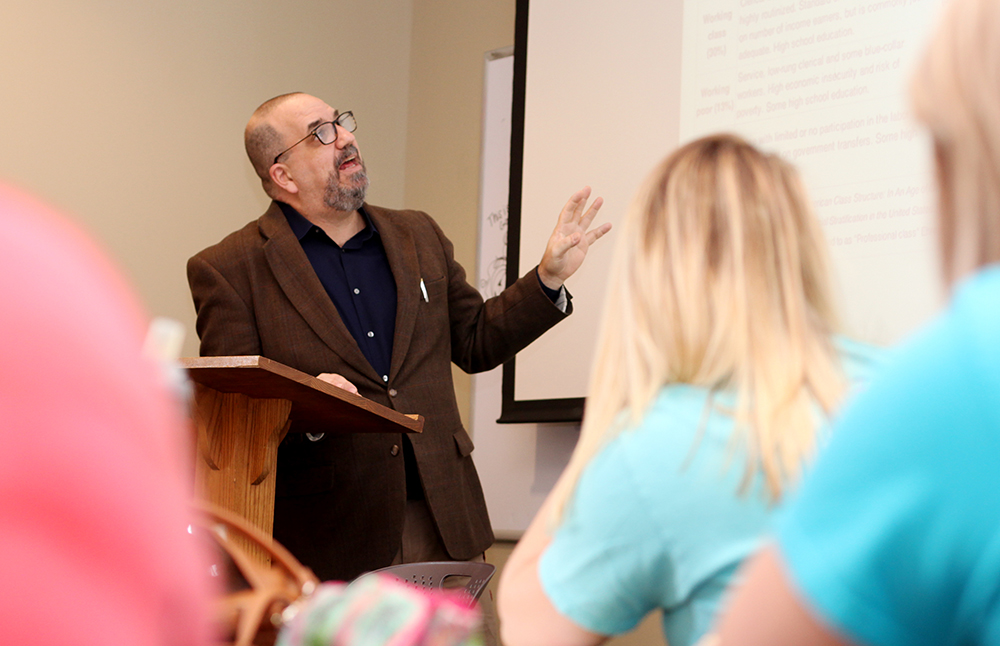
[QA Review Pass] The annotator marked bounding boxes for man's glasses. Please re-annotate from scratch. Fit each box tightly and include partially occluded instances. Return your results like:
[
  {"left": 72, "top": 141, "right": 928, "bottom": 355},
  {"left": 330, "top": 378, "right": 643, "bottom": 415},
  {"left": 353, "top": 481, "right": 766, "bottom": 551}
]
[{"left": 272, "top": 111, "right": 357, "bottom": 165}]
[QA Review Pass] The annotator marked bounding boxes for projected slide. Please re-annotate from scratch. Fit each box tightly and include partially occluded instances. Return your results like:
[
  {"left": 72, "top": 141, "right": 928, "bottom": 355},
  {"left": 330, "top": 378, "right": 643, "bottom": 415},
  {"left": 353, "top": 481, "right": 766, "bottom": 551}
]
[{"left": 681, "top": 0, "right": 942, "bottom": 342}]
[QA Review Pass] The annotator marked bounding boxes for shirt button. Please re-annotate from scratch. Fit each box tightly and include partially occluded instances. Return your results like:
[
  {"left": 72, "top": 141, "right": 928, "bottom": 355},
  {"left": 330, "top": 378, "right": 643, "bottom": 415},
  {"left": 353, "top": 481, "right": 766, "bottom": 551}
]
[
  {"left": 367, "top": 331, "right": 374, "bottom": 338},
  {"left": 382, "top": 375, "right": 388, "bottom": 382},
  {"left": 388, "top": 388, "right": 398, "bottom": 397},
  {"left": 353, "top": 288, "right": 360, "bottom": 295},
  {"left": 390, "top": 444, "right": 400, "bottom": 456}
]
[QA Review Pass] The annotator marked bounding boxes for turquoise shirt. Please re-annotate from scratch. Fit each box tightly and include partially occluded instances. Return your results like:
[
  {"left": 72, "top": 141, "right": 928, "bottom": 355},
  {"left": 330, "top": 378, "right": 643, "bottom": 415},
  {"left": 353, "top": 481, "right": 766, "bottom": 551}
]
[
  {"left": 778, "top": 265, "right": 1000, "bottom": 646},
  {"left": 539, "top": 338, "right": 881, "bottom": 646}
]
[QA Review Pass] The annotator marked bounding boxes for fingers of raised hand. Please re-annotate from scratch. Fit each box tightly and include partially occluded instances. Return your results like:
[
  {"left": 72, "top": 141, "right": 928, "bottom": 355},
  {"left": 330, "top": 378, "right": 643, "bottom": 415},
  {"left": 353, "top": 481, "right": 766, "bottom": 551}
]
[
  {"left": 579, "top": 196, "right": 604, "bottom": 228},
  {"left": 585, "top": 222, "right": 612, "bottom": 245},
  {"left": 560, "top": 186, "right": 593, "bottom": 224},
  {"left": 548, "top": 231, "right": 575, "bottom": 259}
]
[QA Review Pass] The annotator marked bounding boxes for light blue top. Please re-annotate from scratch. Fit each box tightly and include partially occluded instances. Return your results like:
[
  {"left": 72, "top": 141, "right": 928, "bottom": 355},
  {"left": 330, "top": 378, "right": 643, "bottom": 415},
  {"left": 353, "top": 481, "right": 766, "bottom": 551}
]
[
  {"left": 539, "top": 338, "right": 881, "bottom": 646},
  {"left": 778, "top": 265, "right": 1000, "bottom": 646}
]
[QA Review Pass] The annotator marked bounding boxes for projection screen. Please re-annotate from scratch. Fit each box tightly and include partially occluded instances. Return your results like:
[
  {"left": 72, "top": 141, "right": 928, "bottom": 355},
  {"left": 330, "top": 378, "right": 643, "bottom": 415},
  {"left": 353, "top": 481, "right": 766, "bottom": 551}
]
[{"left": 501, "top": 0, "right": 945, "bottom": 423}]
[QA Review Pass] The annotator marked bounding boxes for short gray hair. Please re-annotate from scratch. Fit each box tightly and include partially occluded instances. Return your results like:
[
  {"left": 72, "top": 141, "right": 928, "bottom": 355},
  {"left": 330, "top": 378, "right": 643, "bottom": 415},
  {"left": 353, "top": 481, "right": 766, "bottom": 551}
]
[{"left": 244, "top": 93, "right": 304, "bottom": 190}]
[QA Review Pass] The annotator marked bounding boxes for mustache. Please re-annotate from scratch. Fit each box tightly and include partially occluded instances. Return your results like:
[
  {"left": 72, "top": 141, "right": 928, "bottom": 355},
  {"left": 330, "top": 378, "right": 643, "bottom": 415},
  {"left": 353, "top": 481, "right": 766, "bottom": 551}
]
[{"left": 336, "top": 144, "right": 362, "bottom": 168}]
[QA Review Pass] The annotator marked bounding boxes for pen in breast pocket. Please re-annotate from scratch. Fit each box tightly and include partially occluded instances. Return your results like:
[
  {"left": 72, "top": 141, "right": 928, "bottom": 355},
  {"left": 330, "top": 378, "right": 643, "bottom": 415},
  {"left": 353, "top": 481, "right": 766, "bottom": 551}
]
[{"left": 419, "top": 278, "right": 429, "bottom": 302}]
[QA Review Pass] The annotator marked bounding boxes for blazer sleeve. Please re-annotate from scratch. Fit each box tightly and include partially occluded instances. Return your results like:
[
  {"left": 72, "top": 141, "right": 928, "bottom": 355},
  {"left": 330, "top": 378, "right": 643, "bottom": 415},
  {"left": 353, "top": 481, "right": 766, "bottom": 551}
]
[
  {"left": 423, "top": 213, "right": 570, "bottom": 374},
  {"left": 186, "top": 252, "right": 263, "bottom": 357}
]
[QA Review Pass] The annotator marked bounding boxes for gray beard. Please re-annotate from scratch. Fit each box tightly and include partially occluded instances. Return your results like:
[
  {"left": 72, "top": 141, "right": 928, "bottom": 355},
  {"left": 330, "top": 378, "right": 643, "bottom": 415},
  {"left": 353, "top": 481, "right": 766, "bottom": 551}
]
[{"left": 324, "top": 163, "right": 370, "bottom": 211}]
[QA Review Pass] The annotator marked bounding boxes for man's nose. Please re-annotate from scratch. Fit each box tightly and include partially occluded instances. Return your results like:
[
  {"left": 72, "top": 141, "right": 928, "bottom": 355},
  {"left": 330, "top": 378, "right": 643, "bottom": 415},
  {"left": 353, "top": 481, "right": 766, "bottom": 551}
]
[{"left": 335, "top": 125, "right": 356, "bottom": 148}]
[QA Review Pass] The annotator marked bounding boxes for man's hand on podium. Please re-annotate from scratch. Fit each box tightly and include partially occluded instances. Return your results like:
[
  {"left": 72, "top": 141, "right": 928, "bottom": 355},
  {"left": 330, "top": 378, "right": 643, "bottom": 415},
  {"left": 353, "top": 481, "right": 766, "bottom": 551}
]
[{"left": 317, "top": 372, "right": 359, "bottom": 395}]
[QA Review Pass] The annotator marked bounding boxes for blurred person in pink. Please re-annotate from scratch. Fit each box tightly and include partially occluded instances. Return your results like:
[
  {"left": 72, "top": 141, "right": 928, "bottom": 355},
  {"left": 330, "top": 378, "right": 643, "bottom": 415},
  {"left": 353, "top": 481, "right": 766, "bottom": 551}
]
[{"left": 0, "top": 183, "right": 214, "bottom": 645}]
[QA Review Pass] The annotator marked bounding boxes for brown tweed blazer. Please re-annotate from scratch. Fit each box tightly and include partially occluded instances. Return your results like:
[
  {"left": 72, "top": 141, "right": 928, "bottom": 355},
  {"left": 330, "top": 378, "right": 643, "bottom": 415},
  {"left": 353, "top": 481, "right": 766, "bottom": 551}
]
[{"left": 187, "top": 201, "right": 568, "bottom": 581}]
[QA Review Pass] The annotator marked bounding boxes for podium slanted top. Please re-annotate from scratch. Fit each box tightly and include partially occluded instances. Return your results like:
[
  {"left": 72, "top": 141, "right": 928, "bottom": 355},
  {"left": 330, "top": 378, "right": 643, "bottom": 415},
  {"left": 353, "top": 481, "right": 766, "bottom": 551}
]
[{"left": 181, "top": 355, "right": 422, "bottom": 435}]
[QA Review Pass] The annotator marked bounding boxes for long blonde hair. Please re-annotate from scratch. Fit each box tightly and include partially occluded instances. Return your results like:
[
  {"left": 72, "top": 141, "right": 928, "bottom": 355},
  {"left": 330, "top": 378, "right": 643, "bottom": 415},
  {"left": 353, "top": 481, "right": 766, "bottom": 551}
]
[
  {"left": 550, "top": 134, "right": 845, "bottom": 523},
  {"left": 910, "top": 0, "right": 1000, "bottom": 285}
]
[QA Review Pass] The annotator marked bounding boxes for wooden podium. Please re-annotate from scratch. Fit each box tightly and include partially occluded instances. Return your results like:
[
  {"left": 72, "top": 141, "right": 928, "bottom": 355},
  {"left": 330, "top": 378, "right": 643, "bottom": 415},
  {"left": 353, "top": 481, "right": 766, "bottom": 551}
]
[{"left": 182, "top": 355, "right": 423, "bottom": 562}]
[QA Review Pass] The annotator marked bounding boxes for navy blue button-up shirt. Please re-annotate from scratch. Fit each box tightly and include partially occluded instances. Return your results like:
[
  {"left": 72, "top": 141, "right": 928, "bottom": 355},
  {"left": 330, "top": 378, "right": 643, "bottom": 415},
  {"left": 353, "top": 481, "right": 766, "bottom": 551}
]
[{"left": 280, "top": 203, "right": 397, "bottom": 382}]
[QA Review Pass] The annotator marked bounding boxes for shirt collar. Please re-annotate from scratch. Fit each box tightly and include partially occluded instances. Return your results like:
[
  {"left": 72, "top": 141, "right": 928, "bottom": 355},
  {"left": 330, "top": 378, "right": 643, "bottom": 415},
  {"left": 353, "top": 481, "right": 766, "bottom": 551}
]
[{"left": 278, "top": 202, "right": 378, "bottom": 244}]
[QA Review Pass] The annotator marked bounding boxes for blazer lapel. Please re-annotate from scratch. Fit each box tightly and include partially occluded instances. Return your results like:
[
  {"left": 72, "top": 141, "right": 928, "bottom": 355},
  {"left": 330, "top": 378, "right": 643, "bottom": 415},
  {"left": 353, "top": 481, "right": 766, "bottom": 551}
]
[
  {"left": 367, "top": 205, "right": 420, "bottom": 383},
  {"left": 258, "top": 203, "right": 380, "bottom": 382}
]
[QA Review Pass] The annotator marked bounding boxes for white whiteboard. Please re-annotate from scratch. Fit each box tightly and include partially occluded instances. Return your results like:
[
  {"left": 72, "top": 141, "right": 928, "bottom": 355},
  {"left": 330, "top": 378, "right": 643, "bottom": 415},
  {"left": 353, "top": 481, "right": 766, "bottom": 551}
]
[{"left": 472, "top": 49, "right": 579, "bottom": 540}]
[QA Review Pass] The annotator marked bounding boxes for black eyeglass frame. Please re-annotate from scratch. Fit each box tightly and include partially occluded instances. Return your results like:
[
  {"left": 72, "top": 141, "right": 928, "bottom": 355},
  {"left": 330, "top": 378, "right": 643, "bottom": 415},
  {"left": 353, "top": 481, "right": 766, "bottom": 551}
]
[{"left": 272, "top": 111, "right": 356, "bottom": 165}]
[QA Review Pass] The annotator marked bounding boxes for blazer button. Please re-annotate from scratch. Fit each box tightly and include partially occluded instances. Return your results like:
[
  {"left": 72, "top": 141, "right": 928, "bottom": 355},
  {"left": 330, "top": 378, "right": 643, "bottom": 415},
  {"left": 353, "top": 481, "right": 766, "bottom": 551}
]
[
  {"left": 388, "top": 388, "right": 398, "bottom": 397},
  {"left": 390, "top": 444, "right": 400, "bottom": 456}
]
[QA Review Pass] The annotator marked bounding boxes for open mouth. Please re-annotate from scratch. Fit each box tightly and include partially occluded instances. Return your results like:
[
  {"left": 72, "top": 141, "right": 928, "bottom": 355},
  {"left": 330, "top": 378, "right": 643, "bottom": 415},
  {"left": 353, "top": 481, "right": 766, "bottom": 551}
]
[{"left": 339, "top": 152, "right": 360, "bottom": 172}]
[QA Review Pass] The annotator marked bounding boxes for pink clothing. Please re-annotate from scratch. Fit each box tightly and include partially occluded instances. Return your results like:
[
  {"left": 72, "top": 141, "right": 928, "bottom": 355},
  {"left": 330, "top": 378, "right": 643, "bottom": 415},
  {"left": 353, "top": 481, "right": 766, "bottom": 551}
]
[{"left": 0, "top": 184, "right": 213, "bottom": 645}]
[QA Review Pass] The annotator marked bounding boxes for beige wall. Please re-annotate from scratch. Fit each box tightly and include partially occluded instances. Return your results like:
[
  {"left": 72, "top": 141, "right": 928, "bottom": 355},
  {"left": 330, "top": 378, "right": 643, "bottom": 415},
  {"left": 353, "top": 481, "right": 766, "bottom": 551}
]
[
  {"left": 0, "top": 0, "right": 513, "bottom": 426},
  {"left": 0, "top": 0, "right": 414, "bottom": 358}
]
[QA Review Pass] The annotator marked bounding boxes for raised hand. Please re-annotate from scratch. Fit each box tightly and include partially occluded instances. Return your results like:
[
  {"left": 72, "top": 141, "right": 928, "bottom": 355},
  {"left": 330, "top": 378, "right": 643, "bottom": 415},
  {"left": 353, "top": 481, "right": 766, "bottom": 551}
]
[{"left": 537, "top": 187, "right": 612, "bottom": 290}]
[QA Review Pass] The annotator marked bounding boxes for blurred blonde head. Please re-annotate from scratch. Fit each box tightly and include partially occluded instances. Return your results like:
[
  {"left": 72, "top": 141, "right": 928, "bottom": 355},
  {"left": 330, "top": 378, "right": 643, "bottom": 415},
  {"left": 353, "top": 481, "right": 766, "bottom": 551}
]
[
  {"left": 550, "top": 134, "right": 845, "bottom": 522},
  {"left": 911, "top": 0, "right": 1000, "bottom": 284}
]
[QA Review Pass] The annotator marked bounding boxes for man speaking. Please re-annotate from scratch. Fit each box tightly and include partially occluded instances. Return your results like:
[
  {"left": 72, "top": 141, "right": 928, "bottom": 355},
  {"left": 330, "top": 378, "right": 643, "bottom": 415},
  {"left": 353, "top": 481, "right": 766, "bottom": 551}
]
[{"left": 187, "top": 92, "right": 609, "bottom": 583}]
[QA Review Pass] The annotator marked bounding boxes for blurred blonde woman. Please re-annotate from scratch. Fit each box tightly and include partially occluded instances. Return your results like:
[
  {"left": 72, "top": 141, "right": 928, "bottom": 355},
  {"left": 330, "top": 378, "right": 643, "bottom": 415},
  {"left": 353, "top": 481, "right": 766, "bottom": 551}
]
[
  {"left": 497, "top": 134, "right": 880, "bottom": 646},
  {"left": 709, "top": 1, "right": 1000, "bottom": 644}
]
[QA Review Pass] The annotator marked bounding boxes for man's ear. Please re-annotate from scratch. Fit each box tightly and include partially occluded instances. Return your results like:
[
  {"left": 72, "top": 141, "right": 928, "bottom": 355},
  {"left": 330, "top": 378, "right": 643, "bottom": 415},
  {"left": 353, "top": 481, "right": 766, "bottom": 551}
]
[{"left": 269, "top": 163, "right": 298, "bottom": 195}]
